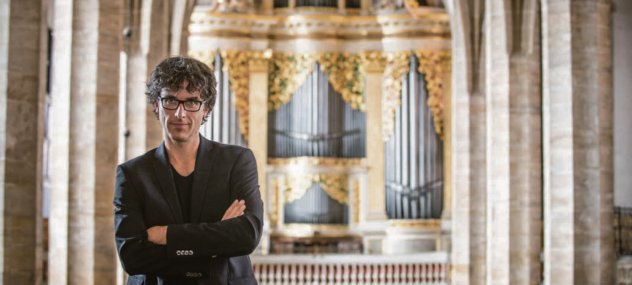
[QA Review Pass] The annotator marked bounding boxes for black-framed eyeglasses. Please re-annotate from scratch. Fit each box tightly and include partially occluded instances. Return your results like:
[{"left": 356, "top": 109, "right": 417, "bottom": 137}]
[{"left": 159, "top": 97, "right": 205, "bottom": 112}]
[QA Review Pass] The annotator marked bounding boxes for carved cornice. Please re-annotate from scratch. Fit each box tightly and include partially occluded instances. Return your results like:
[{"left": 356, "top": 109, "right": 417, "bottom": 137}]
[
  {"left": 268, "top": 157, "right": 366, "bottom": 166},
  {"left": 189, "top": 11, "right": 450, "bottom": 44}
]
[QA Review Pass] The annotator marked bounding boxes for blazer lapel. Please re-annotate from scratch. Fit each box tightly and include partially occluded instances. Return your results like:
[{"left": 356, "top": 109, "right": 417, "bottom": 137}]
[
  {"left": 190, "top": 135, "right": 216, "bottom": 224},
  {"left": 153, "top": 142, "right": 185, "bottom": 224}
]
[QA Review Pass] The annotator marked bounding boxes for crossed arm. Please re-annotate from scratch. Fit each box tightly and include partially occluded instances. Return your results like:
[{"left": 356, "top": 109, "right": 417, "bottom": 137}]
[{"left": 146, "top": 199, "right": 246, "bottom": 245}]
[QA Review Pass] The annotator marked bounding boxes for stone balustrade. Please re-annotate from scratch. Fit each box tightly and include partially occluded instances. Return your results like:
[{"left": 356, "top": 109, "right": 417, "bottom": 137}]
[{"left": 251, "top": 253, "right": 449, "bottom": 285}]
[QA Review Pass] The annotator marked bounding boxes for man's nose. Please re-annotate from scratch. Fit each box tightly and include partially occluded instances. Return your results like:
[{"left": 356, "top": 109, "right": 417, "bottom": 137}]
[{"left": 175, "top": 103, "right": 186, "bottom": 118}]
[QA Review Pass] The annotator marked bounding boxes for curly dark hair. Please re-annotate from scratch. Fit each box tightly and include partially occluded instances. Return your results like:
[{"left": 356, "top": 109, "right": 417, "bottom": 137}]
[{"left": 146, "top": 56, "right": 217, "bottom": 124}]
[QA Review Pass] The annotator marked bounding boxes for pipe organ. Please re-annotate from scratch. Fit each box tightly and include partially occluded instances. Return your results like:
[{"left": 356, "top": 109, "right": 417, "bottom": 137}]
[{"left": 189, "top": 0, "right": 451, "bottom": 255}]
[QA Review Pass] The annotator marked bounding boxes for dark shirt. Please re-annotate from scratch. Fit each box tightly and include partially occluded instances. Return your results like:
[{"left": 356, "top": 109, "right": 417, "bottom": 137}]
[
  {"left": 171, "top": 164, "right": 194, "bottom": 223},
  {"left": 169, "top": 164, "right": 198, "bottom": 285}
]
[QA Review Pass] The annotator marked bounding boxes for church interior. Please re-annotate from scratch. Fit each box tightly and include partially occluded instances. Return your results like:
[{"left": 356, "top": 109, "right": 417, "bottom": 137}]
[{"left": 1, "top": 0, "right": 631, "bottom": 284}]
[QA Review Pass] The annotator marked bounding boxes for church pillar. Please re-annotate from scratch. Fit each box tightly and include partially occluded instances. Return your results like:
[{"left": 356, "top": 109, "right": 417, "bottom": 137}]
[
  {"left": 0, "top": 0, "right": 46, "bottom": 283},
  {"left": 125, "top": 0, "right": 170, "bottom": 160},
  {"left": 484, "top": 0, "right": 542, "bottom": 284},
  {"left": 248, "top": 52, "right": 269, "bottom": 225},
  {"left": 361, "top": 52, "right": 388, "bottom": 224},
  {"left": 542, "top": 0, "right": 614, "bottom": 283},
  {"left": 447, "top": 0, "right": 487, "bottom": 284},
  {"left": 48, "top": 1, "right": 122, "bottom": 284}
]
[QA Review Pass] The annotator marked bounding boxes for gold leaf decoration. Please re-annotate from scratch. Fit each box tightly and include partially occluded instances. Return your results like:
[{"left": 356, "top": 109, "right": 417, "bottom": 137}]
[
  {"left": 317, "top": 52, "right": 366, "bottom": 111},
  {"left": 268, "top": 53, "right": 316, "bottom": 111},
  {"left": 382, "top": 51, "right": 412, "bottom": 141},
  {"left": 285, "top": 174, "right": 349, "bottom": 205},
  {"left": 415, "top": 50, "right": 451, "bottom": 140},
  {"left": 220, "top": 50, "right": 251, "bottom": 140}
]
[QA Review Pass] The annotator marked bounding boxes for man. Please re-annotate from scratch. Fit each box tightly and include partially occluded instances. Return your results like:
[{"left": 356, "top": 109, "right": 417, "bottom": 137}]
[{"left": 113, "top": 56, "right": 263, "bottom": 285}]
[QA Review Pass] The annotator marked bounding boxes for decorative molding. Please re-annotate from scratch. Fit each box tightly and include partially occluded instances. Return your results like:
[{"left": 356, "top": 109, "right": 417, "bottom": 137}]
[
  {"left": 388, "top": 219, "right": 442, "bottom": 229},
  {"left": 352, "top": 179, "right": 361, "bottom": 224},
  {"left": 269, "top": 177, "right": 280, "bottom": 228},
  {"left": 268, "top": 157, "right": 366, "bottom": 167},
  {"left": 415, "top": 49, "right": 451, "bottom": 140},
  {"left": 382, "top": 51, "right": 412, "bottom": 141}
]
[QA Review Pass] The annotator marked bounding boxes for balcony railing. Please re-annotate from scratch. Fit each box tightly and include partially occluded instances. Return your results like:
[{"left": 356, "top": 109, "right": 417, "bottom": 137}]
[{"left": 251, "top": 253, "right": 450, "bottom": 285}]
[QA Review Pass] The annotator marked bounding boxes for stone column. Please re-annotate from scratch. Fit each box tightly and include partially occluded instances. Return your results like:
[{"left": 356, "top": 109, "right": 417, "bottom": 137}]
[
  {"left": 125, "top": 0, "right": 170, "bottom": 160},
  {"left": 542, "top": 0, "right": 614, "bottom": 284},
  {"left": 49, "top": 1, "right": 122, "bottom": 284},
  {"left": 361, "top": 52, "right": 387, "bottom": 223},
  {"left": 447, "top": 0, "right": 487, "bottom": 284},
  {"left": 0, "top": 0, "right": 46, "bottom": 283},
  {"left": 484, "top": 0, "right": 542, "bottom": 284},
  {"left": 248, "top": 52, "right": 269, "bottom": 224}
]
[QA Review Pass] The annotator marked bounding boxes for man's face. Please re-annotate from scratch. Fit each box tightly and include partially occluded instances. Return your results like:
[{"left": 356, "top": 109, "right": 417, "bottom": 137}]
[{"left": 154, "top": 80, "right": 209, "bottom": 144}]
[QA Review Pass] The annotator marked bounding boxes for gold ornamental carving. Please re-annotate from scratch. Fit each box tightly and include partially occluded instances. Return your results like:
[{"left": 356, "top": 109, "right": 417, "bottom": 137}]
[
  {"left": 267, "top": 52, "right": 367, "bottom": 112},
  {"left": 285, "top": 174, "right": 349, "bottom": 205},
  {"left": 317, "top": 53, "right": 366, "bottom": 111},
  {"left": 268, "top": 156, "right": 366, "bottom": 167},
  {"left": 219, "top": 50, "right": 251, "bottom": 140},
  {"left": 415, "top": 50, "right": 451, "bottom": 140},
  {"left": 352, "top": 179, "right": 361, "bottom": 224},
  {"left": 268, "top": 53, "right": 316, "bottom": 111},
  {"left": 269, "top": 177, "right": 280, "bottom": 228},
  {"left": 382, "top": 51, "right": 412, "bottom": 141}
]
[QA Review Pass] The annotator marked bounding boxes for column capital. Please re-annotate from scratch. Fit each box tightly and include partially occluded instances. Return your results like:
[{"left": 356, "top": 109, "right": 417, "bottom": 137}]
[
  {"left": 248, "top": 50, "right": 271, "bottom": 73},
  {"left": 360, "top": 51, "right": 386, "bottom": 73}
]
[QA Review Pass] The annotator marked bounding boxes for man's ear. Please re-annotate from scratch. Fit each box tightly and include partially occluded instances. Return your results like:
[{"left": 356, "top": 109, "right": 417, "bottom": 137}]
[{"left": 153, "top": 100, "right": 159, "bottom": 114}]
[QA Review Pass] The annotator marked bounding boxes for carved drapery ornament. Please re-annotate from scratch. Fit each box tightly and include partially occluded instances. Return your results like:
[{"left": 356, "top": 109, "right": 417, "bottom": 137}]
[
  {"left": 415, "top": 50, "right": 451, "bottom": 140},
  {"left": 267, "top": 52, "right": 367, "bottom": 112},
  {"left": 317, "top": 53, "right": 366, "bottom": 111},
  {"left": 268, "top": 53, "right": 316, "bottom": 111},
  {"left": 285, "top": 174, "right": 349, "bottom": 205},
  {"left": 220, "top": 50, "right": 251, "bottom": 140},
  {"left": 382, "top": 51, "right": 412, "bottom": 141}
]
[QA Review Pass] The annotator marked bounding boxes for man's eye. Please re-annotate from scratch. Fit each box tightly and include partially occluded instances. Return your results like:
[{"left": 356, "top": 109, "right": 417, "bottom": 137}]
[
  {"left": 165, "top": 98, "right": 177, "bottom": 104},
  {"left": 186, "top": 101, "right": 199, "bottom": 106}
]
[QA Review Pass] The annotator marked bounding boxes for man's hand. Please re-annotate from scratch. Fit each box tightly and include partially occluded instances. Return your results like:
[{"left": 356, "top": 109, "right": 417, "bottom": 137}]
[
  {"left": 147, "top": 226, "right": 168, "bottom": 245},
  {"left": 222, "top": 199, "right": 246, "bottom": 221}
]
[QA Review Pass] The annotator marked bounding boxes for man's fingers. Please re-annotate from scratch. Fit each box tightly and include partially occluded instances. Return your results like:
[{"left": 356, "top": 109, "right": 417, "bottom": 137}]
[{"left": 222, "top": 200, "right": 245, "bottom": 221}]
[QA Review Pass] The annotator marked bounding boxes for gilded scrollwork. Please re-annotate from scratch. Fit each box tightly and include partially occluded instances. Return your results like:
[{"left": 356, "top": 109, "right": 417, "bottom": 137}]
[
  {"left": 284, "top": 174, "right": 349, "bottom": 205},
  {"left": 415, "top": 50, "right": 451, "bottom": 140},
  {"left": 382, "top": 51, "right": 412, "bottom": 141},
  {"left": 220, "top": 50, "right": 251, "bottom": 140}
]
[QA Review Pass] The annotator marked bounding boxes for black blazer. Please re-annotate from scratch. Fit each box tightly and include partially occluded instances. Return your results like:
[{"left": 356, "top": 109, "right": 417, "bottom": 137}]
[{"left": 113, "top": 135, "right": 264, "bottom": 285}]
